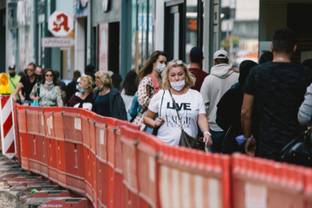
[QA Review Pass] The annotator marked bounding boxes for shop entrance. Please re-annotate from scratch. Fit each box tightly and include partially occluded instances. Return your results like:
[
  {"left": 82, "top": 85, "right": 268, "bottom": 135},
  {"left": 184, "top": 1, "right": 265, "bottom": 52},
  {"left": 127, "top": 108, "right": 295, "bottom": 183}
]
[
  {"left": 164, "top": 1, "right": 185, "bottom": 61},
  {"left": 260, "top": 0, "right": 312, "bottom": 62}
]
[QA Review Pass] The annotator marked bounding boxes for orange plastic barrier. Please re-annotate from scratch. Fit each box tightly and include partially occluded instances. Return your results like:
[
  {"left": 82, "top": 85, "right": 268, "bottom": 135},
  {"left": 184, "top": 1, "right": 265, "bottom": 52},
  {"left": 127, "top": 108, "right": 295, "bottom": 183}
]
[
  {"left": 232, "top": 154, "right": 306, "bottom": 208},
  {"left": 14, "top": 104, "right": 312, "bottom": 208}
]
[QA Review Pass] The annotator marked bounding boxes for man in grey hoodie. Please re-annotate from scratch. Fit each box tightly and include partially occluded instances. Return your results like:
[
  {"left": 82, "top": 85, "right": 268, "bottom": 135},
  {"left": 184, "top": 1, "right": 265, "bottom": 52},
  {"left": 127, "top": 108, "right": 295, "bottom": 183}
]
[{"left": 200, "top": 49, "right": 239, "bottom": 152}]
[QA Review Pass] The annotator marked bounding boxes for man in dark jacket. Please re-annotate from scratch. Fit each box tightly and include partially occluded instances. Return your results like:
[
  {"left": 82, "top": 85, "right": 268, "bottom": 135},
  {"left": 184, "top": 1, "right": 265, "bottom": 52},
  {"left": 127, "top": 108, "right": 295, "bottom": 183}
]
[
  {"left": 216, "top": 60, "right": 257, "bottom": 153},
  {"left": 66, "top": 70, "right": 81, "bottom": 103},
  {"left": 241, "top": 28, "right": 312, "bottom": 160}
]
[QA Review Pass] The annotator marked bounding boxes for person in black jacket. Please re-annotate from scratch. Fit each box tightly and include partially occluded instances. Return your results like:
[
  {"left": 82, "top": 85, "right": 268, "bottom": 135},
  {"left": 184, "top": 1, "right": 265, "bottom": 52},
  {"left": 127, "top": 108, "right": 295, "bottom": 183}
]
[
  {"left": 65, "top": 70, "right": 81, "bottom": 104},
  {"left": 93, "top": 71, "right": 127, "bottom": 120},
  {"left": 216, "top": 60, "right": 257, "bottom": 153}
]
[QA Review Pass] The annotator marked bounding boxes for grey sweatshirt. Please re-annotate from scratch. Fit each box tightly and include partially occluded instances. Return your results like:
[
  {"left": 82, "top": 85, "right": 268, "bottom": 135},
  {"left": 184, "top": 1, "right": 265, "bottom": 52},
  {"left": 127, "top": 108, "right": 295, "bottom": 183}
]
[{"left": 298, "top": 83, "right": 312, "bottom": 125}]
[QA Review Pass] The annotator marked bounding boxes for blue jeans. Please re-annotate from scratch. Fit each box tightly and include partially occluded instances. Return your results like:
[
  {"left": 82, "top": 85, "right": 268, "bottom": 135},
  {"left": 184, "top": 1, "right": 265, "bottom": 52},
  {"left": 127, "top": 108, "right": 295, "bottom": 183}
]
[{"left": 209, "top": 129, "right": 225, "bottom": 153}]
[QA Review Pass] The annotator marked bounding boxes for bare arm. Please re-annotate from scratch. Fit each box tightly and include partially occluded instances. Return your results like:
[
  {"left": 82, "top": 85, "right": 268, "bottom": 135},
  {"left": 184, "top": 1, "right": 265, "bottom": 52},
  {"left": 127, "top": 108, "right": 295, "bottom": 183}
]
[
  {"left": 241, "top": 93, "right": 254, "bottom": 138},
  {"left": 143, "top": 110, "right": 163, "bottom": 128},
  {"left": 14, "top": 82, "right": 24, "bottom": 102},
  {"left": 197, "top": 113, "right": 212, "bottom": 145},
  {"left": 29, "top": 84, "right": 39, "bottom": 101}
]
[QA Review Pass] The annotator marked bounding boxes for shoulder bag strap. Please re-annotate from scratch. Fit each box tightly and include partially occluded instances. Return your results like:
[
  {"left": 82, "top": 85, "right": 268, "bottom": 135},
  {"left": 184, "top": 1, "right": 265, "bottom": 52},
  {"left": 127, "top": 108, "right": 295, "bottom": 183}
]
[{"left": 159, "top": 90, "right": 165, "bottom": 117}]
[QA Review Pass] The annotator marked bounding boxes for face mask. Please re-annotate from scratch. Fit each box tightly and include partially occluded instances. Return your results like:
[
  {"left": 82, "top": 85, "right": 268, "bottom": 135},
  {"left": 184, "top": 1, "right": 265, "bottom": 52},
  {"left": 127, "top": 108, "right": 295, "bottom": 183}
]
[
  {"left": 76, "top": 85, "right": 86, "bottom": 93},
  {"left": 170, "top": 80, "right": 185, "bottom": 91},
  {"left": 155, "top": 63, "right": 166, "bottom": 73},
  {"left": 45, "top": 80, "right": 53, "bottom": 85},
  {"left": 9, "top": 72, "right": 16, "bottom": 77}
]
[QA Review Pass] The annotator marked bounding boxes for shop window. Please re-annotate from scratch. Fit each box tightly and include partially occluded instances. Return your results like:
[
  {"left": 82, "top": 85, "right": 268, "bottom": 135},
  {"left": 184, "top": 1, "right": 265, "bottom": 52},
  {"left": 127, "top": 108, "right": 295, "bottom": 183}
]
[
  {"left": 220, "top": 0, "right": 259, "bottom": 64},
  {"left": 132, "top": 0, "right": 155, "bottom": 70}
]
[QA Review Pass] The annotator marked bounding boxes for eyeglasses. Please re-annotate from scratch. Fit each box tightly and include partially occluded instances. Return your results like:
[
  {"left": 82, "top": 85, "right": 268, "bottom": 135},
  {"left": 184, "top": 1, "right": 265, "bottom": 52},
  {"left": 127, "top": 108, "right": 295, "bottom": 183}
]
[{"left": 45, "top": 74, "right": 53, "bottom": 77}]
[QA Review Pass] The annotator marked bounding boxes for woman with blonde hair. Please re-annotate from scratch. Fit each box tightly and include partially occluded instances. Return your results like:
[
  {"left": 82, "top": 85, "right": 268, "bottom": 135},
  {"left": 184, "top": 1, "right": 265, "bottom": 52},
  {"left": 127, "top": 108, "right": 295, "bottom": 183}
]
[
  {"left": 68, "top": 75, "right": 94, "bottom": 110},
  {"left": 92, "top": 71, "right": 127, "bottom": 120},
  {"left": 144, "top": 60, "right": 212, "bottom": 147}
]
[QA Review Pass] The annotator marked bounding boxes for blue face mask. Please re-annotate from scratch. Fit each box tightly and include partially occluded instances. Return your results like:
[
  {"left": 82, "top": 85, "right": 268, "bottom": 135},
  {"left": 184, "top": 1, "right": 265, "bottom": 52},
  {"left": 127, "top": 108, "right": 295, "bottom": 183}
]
[
  {"left": 170, "top": 80, "right": 185, "bottom": 91},
  {"left": 76, "top": 85, "right": 86, "bottom": 93}
]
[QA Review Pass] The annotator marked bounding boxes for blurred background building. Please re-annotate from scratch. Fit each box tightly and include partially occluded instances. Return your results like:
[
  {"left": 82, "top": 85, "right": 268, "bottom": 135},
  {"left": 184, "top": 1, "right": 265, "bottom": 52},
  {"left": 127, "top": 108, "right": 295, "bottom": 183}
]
[{"left": 1, "top": 0, "right": 312, "bottom": 76}]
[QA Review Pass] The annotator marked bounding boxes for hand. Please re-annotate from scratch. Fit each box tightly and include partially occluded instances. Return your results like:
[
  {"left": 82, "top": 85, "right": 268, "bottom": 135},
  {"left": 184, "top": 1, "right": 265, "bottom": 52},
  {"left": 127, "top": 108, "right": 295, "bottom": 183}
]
[
  {"left": 245, "top": 136, "right": 256, "bottom": 156},
  {"left": 153, "top": 117, "right": 164, "bottom": 128},
  {"left": 203, "top": 132, "right": 213, "bottom": 146},
  {"left": 12, "top": 95, "right": 17, "bottom": 102}
]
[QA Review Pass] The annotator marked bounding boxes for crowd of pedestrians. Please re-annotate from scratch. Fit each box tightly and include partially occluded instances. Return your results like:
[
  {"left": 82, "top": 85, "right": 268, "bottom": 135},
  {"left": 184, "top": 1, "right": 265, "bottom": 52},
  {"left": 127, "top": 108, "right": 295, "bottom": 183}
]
[{"left": 8, "top": 27, "right": 312, "bottom": 166}]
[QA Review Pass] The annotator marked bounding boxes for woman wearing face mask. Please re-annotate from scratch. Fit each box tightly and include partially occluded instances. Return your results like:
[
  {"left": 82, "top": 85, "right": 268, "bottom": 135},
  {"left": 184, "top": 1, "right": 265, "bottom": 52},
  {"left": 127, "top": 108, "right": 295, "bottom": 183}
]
[
  {"left": 30, "top": 69, "right": 63, "bottom": 107},
  {"left": 144, "top": 60, "right": 212, "bottom": 147},
  {"left": 67, "top": 75, "right": 94, "bottom": 110},
  {"left": 133, "top": 51, "right": 167, "bottom": 130}
]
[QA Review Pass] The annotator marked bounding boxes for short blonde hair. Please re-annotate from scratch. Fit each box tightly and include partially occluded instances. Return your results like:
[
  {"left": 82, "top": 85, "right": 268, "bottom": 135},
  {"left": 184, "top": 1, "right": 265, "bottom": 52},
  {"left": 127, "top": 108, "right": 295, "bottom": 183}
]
[
  {"left": 80, "top": 75, "right": 93, "bottom": 93},
  {"left": 162, "top": 60, "right": 195, "bottom": 89},
  {"left": 95, "top": 71, "right": 112, "bottom": 89}
]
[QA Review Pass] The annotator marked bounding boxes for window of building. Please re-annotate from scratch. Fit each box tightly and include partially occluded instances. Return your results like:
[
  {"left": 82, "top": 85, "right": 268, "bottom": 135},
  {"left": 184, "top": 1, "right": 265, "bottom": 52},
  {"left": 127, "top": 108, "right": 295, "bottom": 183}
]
[{"left": 132, "top": 0, "right": 155, "bottom": 70}]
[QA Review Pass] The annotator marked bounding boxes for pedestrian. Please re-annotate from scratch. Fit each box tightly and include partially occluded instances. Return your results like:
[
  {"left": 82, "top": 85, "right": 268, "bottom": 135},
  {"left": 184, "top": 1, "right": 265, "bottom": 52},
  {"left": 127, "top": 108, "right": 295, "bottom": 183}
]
[
  {"left": 7, "top": 65, "right": 21, "bottom": 94},
  {"left": 66, "top": 70, "right": 81, "bottom": 104},
  {"left": 68, "top": 75, "right": 94, "bottom": 110},
  {"left": 133, "top": 51, "right": 167, "bottom": 131},
  {"left": 54, "top": 70, "right": 67, "bottom": 103},
  {"left": 111, "top": 70, "right": 123, "bottom": 91},
  {"left": 92, "top": 71, "right": 127, "bottom": 120},
  {"left": 30, "top": 69, "right": 63, "bottom": 107},
  {"left": 200, "top": 49, "right": 239, "bottom": 152},
  {"left": 258, "top": 51, "right": 273, "bottom": 64},
  {"left": 14, "top": 63, "right": 40, "bottom": 105},
  {"left": 216, "top": 60, "right": 257, "bottom": 154},
  {"left": 35, "top": 65, "right": 44, "bottom": 82},
  {"left": 120, "top": 70, "right": 139, "bottom": 120},
  {"left": 85, "top": 64, "right": 96, "bottom": 82},
  {"left": 241, "top": 28, "right": 312, "bottom": 160},
  {"left": 188, "top": 47, "right": 207, "bottom": 91},
  {"left": 144, "top": 60, "right": 212, "bottom": 147}
]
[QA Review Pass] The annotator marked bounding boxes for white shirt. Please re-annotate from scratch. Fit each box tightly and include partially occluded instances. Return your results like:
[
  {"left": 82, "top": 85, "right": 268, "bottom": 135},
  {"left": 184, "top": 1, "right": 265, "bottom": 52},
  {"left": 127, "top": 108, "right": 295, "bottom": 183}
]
[{"left": 148, "top": 89, "right": 206, "bottom": 146}]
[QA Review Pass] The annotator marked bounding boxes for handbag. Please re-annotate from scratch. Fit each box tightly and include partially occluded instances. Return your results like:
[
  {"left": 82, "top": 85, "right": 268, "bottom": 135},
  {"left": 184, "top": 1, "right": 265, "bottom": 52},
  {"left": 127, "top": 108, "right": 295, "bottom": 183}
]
[
  {"left": 168, "top": 90, "right": 205, "bottom": 151},
  {"left": 279, "top": 128, "right": 312, "bottom": 167},
  {"left": 151, "top": 90, "right": 165, "bottom": 136}
]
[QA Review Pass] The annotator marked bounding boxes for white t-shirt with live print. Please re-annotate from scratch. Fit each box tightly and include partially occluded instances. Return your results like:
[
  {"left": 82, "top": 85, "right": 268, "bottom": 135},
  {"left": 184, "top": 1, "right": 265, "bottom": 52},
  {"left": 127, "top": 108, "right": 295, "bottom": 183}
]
[{"left": 148, "top": 89, "right": 206, "bottom": 146}]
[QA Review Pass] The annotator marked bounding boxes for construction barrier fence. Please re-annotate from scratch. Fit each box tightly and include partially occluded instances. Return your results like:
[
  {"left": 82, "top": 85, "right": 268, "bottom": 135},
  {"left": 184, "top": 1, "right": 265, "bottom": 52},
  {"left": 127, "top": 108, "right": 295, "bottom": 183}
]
[{"left": 14, "top": 105, "right": 312, "bottom": 208}]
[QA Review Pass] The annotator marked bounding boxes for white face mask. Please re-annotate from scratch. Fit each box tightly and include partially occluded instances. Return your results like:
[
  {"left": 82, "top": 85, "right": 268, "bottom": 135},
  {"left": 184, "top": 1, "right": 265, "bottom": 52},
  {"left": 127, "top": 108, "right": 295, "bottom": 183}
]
[
  {"left": 155, "top": 63, "right": 166, "bottom": 73},
  {"left": 170, "top": 80, "right": 185, "bottom": 91},
  {"left": 45, "top": 80, "right": 53, "bottom": 85}
]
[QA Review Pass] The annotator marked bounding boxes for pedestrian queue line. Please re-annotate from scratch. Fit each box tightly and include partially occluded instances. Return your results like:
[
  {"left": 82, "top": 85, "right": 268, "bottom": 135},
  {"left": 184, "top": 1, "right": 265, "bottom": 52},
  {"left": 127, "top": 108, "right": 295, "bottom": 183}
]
[{"left": 13, "top": 104, "right": 312, "bottom": 208}]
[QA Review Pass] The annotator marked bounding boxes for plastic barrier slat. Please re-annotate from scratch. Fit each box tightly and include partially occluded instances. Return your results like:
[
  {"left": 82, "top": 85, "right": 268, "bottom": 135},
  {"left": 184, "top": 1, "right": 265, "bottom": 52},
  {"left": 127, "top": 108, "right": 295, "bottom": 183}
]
[{"left": 232, "top": 154, "right": 305, "bottom": 208}]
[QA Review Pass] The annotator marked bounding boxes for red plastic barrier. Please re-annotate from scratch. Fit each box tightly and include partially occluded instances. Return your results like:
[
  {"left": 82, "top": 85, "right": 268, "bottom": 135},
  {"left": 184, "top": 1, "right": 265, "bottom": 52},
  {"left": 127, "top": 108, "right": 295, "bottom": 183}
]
[
  {"left": 232, "top": 154, "right": 306, "bottom": 208},
  {"left": 16, "top": 105, "right": 29, "bottom": 170},
  {"left": 81, "top": 110, "right": 97, "bottom": 207},
  {"left": 158, "top": 145, "right": 231, "bottom": 208},
  {"left": 305, "top": 170, "right": 312, "bottom": 207},
  {"left": 14, "top": 104, "right": 312, "bottom": 208},
  {"left": 119, "top": 126, "right": 140, "bottom": 208}
]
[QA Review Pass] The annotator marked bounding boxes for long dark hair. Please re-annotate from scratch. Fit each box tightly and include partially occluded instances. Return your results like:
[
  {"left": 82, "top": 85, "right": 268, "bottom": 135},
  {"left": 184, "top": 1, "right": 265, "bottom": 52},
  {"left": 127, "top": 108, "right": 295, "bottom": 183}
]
[
  {"left": 138, "top": 50, "right": 167, "bottom": 80},
  {"left": 122, "top": 70, "right": 139, "bottom": 96},
  {"left": 42, "top": 69, "right": 57, "bottom": 85}
]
